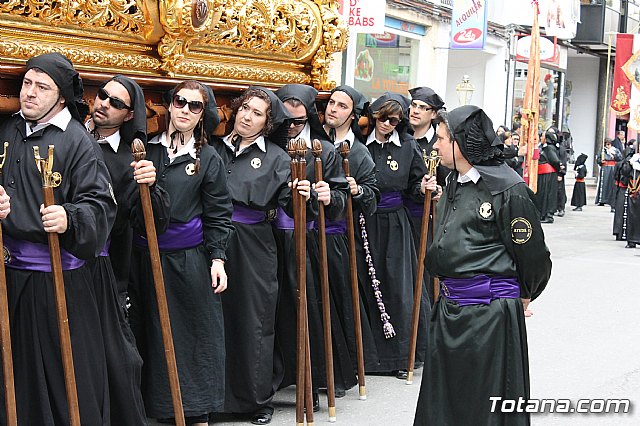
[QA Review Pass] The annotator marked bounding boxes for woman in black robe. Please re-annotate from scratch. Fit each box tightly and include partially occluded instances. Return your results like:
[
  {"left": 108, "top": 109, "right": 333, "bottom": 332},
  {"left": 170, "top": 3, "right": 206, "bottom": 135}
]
[
  {"left": 212, "top": 87, "right": 311, "bottom": 425},
  {"left": 129, "top": 80, "right": 234, "bottom": 425},
  {"left": 360, "top": 92, "right": 429, "bottom": 375},
  {"left": 414, "top": 106, "right": 551, "bottom": 426},
  {"left": 571, "top": 153, "right": 588, "bottom": 211}
]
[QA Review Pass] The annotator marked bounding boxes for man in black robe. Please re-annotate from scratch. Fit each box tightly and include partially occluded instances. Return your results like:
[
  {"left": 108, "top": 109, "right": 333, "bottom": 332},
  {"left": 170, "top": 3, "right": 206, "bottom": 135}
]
[
  {"left": 596, "top": 138, "right": 623, "bottom": 209},
  {"left": 87, "top": 75, "right": 171, "bottom": 425},
  {"left": 0, "top": 52, "right": 116, "bottom": 424},
  {"left": 612, "top": 130, "right": 626, "bottom": 154},
  {"left": 535, "top": 129, "right": 561, "bottom": 223},
  {"left": 414, "top": 105, "right": 551, "bottom": 425}
]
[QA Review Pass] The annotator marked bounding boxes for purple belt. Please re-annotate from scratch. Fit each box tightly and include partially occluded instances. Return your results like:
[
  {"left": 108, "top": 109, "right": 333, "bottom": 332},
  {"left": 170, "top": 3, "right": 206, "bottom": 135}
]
[
  {"left": 403, "top": 197, "right": 424, "bottom": 217},
  {"left": 323, "top": 219, "right": 347, "bottom": 235},
  {"left": 232, "top": 204, "right": 266, "bottom": 225},
  {"left": 98, "top": 238, "right": 111, "bottom": 257},
  {"left": 133, "top": 216, "right": 203, "bottom": 251},
  {"left": 272, "top": 207, "right": 315, "bottom": 230},
  {"left": 4, "top": 234, "right": 85, "bottom": 272},
  {"left": 377, "top": 191, "right": 403, "bottom": 210},
  {"left": 440, "top": 275, "right": 520, "bottom": 306}
]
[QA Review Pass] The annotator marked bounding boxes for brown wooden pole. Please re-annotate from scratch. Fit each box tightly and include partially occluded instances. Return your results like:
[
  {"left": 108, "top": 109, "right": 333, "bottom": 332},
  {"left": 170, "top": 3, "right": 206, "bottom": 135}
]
[
  {"left": 33, "top": 144, "right": 81, "bottom": 426},
  {"left": 288, "top": 140, "right": 305, "bottom": 426},
  {"left": 311, "top": 139, "right": 336, "bottom": 421},
  {"left": 304, "top": 313, "right": 314, "bottom": 426},
  {"left": 131, "top": 140, "right": 185, "bottom": 426},
  {"left": 406, "top": 151, "right": 440, "bottom": 385},
  {"left": 338, "top": 142, "right": 366, "bottom": 400},
  {"left": 0, "top": 143, "right": 17, "bottom": 426}
]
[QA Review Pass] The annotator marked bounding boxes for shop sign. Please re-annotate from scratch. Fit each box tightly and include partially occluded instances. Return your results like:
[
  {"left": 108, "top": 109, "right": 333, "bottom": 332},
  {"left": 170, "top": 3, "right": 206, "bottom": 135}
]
[
  {"left": 450, "top": 0, "right": 487, "bottom": 50},
  {"left": 515, "top": 34, "right": 559, "bottom": 67},
  {"left": 339, "top": 0, "right": 386, "bottom": 33}
]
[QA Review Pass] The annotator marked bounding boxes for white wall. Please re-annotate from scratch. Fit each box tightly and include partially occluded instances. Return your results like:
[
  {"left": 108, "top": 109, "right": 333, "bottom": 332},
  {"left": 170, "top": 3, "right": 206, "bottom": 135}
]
[{"left": 565, "top": 55, "right": 600, "bottom": 173}]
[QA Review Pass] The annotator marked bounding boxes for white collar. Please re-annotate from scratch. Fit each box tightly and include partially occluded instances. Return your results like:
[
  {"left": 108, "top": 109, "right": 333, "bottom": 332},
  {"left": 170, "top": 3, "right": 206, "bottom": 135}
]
[
  {"left": 151, "top": 132, "right": 197, "bottom": 162},
  {"left": 20, "top": 107, "right": 72, "bottom": 136},
  {"left": 457, "top": 167, "right": 481, "bottom": 184},
  {"left": 333, "top": 128, "right": 355, "bottom": 148},
  {"left": 223, "top": 134, "right": 266, "bottom": 155},
  {"left": 366, "top": 129, "right": 401, "bottom": 147},
  {"left": 414, "top": 126, "right": 434, "bottom": 141},
  {"left": 85, "top": 119, "right": 121, "bottom": 152},
  {"left": 291, "top": 123, "right": 311, "bottom": 148}
]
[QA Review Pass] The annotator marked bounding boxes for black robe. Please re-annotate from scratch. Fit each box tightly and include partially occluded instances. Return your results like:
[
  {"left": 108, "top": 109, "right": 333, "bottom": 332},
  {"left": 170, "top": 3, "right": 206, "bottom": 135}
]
[
  {"left": 361, "top": 131, "right": 428, "bottom": 372},
  {"left": 618, "top": 157, "right": 640, "bottom": 243},
  {"left": 534, "top": 144, "right": 560, "bottom": 218},
  {"left": 415, "top": 168, "right": 551, "bottom": 426},
  {"left": 0, "top": 113, "right": 116, "bottom": 425},
  {"left": 595, "top": 148, "right": 623, "bottom": 206},
  {"left": 212, "top": 136, "right": 295, "bottom": 414},
  {"left": 129, "top": 135, "right": 234, "bottom": 419},
  {"left": 571, "top": 164, "right": 587, "bottom": 208}
]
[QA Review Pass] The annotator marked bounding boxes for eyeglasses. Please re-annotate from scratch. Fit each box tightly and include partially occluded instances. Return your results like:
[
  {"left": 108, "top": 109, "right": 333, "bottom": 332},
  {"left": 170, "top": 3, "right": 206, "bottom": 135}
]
[
  {"left": 97, "top": 88, "right": 132, "bottom": 111},
  {"left": 410, "top": 101, "right": 435, "bottom": 113},
  {"left": 379, "top": 116, "right": 400, "bottom": 126},
  {"left": 172, "top": 95, "right": 204, "bottom": 114},
  {"left": 290, "top": 118, "right": 308, "bottom": 127}
]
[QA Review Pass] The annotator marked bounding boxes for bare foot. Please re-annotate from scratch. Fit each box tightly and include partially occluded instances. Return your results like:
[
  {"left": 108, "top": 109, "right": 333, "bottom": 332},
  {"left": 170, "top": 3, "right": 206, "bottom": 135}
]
[{"left": 524, "top": 308, "right": 534, "bottom": 317}]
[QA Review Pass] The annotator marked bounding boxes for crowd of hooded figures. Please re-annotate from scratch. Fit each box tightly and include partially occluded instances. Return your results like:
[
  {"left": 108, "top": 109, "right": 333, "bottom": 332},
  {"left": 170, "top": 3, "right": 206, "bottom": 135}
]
[{"left": 0, "top": 52, "right": 555, "bottom": 426}]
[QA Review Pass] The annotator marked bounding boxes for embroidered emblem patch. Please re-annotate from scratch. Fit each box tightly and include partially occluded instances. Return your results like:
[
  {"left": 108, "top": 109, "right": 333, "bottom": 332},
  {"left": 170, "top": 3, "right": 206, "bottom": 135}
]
[
  {"left": 389, "top": 160, "right": 399, "bottom": 171},
  {"left": 511, "top": 217, "right": 532, "bottom": 244},
  {"left": 185, "top": 163, "right": 196, "bottom": 176},
  {"left": 479, "top": 202, "right": 493, "bottom": 219},
  {"left": 251, "top": 157, "right": 262, "bottom": 169},
  {"left": 3, "top": 247, "right": 10, "bottom": 264}
]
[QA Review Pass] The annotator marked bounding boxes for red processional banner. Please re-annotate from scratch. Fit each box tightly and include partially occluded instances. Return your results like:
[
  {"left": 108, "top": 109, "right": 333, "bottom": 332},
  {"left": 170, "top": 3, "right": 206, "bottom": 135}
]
[{"left": 611, "top": 34, "right": 634, "bottom": 115}]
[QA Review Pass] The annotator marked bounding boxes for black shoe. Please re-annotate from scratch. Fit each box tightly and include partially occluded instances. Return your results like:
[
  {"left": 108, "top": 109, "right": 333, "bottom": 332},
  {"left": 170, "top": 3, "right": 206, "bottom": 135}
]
[
  {"left": 313, "top": 392, "right": 320, "bottom": 412},
  {"left": 414, "top": 361, "right": 424, "bottom": 369},
  {"left": 557, "top": 210, "right": 565, "bottom": 217},
  {"left": 611, "top": 208, "right": 616, "bottom": 213},
  {"left": 251, "top": 408, "right": 274, "bottom": 425},
  {"left": 395, "top": 369, "right": 408, "bottom": 380},
  {"left": 626, "top": 242, "right": 637, "bottom": 248},
  {"left": 572, "top": 206, "right": 582, "bottom": 211},
  {"left": 541, "top": 217, "right": 554, "bottom": 224},
  {"left": 334, "top": 388, "right": 346, "bottom": 398},
  {"left": 598, "top": 203, "right": 605, "bottom": 206}
]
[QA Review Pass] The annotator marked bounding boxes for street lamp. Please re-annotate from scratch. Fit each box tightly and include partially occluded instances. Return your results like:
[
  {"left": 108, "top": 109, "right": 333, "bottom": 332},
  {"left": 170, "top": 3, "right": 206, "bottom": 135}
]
[{"left": 455, "top": 75, "right": 475, "bottom": 106}]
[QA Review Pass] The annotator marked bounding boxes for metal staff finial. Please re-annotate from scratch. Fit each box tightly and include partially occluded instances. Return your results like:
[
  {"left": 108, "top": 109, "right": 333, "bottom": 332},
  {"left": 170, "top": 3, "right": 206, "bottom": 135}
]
[
  {"left": 0, "top": 142, "right": 9, "bottom": 171},
  {"left": 426, "top": 150, "right": 441, "bottom": 176},
  {"left": 33, "top": 145, "right": 61, "bottom": 188}
]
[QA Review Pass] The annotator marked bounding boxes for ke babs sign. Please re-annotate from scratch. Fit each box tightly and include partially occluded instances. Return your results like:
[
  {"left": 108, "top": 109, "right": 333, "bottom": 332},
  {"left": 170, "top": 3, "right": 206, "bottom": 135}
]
[
  {"left": 339, "top": 0, "right": 386, "bottom": 33},
  {"left": 451, "top": 0, "right": 488, "bottom": 50}
]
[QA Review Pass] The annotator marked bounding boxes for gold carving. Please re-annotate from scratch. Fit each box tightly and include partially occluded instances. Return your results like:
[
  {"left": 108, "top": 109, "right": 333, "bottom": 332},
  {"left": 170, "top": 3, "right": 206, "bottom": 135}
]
[
  {"left": 311, "top": 0, "right": 349, "bottom": 90},
  {"left": 0, "top": 0, "right": 153, "bottom": 40}
]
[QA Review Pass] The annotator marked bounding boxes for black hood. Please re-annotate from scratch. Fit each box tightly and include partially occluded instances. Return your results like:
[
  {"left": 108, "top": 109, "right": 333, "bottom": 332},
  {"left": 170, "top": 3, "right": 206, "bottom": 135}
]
[
  {"left": 369, "top": 91, "right": 411, "bottom": 134},
  {"left": 328, "top": 85, "right": 369, "bottom": 143},
  {"left": 25, "top": 52, "right": 88, "bottom": 122},
  {"left": 446, "top": 105, "right": 503, "bottom": 165},
  {"left": 275, "top": 84, "right": 324, "bottom": 136},
  {"left": 408, "top": 86, "right": 445, "bottom": 110},
  {"left": 109, "top": 75, "right": 147, "bottom": 144},
  {"left": 163, "top": 81, "right": 220, "bottom": 139},
  {"left": 574, "top": 153, "right": 588, "bottom": 168}
]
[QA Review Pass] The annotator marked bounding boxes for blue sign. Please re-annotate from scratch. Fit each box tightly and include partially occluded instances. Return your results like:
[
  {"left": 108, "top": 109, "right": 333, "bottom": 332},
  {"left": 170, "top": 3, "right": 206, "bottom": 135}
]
[{"left": 450, "top": 0, "right": 488, "bottom": 50}]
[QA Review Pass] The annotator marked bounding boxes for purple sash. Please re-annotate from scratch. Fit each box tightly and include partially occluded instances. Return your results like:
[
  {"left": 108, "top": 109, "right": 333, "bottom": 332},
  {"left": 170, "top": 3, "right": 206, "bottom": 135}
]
[
  {"left": 403, "top": 197, "right": 424, "bottom": 217},
  {"left": 272, "top": 207, "right": 315, "bottom": 230},
  {"left": 440, "top": 275, "right": 520, "bottom": 306},
  {"left": 4, "top": 234, "right": 85, "bottom": 272},
  {"left": 98, "top": 238, "right": 111, "bottom": 257},
  {"left": 377, "top": 191, "right": 403, "bottom": 210},
  {"left": 324, "top": 219, "right": 347, "bottom": 235},
  {"left": 133, "top": 216, "right": 203, "bottom": 251},
  {"left": 232, "top": 204, "right": 266, "bottom": 225}
]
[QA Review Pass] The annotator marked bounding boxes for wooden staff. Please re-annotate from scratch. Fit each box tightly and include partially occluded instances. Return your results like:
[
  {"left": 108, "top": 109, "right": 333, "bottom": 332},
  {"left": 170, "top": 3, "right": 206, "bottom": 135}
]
[
  {"left": 338, "top": 141, "right": 366, "bottom": 400},
  {"left": 406, "top": 150, "right": 440, "bottom": 385},
  {"left": 131, "top": 140, "right": 185, "bottom": 426},
  {"left": 311, "top": 139, "right": 336, "bottom": 422},
  {"left": 32, "top": 145, "right": 80, "bottom": 426},
  {"left": 0, "top": 142, "right": 16, "bottom": 426}
]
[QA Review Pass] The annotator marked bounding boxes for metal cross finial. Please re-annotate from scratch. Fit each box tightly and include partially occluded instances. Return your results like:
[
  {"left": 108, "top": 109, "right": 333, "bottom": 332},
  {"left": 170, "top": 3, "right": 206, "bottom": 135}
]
[
  {"left": 33, "top": 145, "right": 61, "bottom": 187},
  {"left": 0, "top": 142, "right": 9, "bottom": 171},
  {"left": 424, "top": 149, "right": 441, "bottom": 176}
]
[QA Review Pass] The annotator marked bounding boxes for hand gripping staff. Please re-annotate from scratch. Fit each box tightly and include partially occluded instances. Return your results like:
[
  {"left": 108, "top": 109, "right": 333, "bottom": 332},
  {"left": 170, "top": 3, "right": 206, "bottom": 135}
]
[
  {"left": 288, "top": 139, "right": 313, "bottom": 426},
  {"left": 32, "top": 145, "right": 80, "bottom": 426},
  {"left": 131, "top": 139, "right": 185, "bottom": 426},
  {"left": 0, "top": 142, "right": 16, "bottom": 426},
  {"left": 406, "top": 150, "right": 441, "bottom": 385},
  {"left": 311, "top": 140, "right": 337, "bottom": 422},
  {"left": 338, "top": 141, "right": 366, "bottom": 400}
]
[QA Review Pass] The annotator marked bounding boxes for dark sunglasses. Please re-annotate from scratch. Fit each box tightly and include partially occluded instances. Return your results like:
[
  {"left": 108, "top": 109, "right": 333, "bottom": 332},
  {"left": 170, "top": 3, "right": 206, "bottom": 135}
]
[
  {"left": 97, "top": 88, "right": 132, "bottom": 111},
  {"left": 172, "top": 95, "right": 204, "bottom": 114},
  {"left": 379, "top": 116, "right": 400, "bottom": 126},
  {"left": 290, "top": 118, "right": 308, "bottom": 127}
]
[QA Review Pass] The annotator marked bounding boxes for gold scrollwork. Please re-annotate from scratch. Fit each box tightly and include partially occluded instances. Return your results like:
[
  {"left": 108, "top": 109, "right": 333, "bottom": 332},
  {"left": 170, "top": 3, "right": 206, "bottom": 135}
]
[
  {"left": 0, "top": 0, "right": 153, "bottom": 39},
  {"left": 311, "top": 0, "right": 348, "bottom": 90}
]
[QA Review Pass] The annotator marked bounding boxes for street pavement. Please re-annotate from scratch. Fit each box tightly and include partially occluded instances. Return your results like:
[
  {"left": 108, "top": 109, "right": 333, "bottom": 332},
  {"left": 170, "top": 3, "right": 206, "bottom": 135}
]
[{"left": 152, "top": 183, "right": 640, "bottom": 425}]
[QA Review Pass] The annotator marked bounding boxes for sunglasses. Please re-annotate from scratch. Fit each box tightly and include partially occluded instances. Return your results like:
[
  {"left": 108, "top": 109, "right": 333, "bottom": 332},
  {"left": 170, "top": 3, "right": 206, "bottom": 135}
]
[
  {"left": 290, "top": 118, "right": 308, "bottom": 127},
  {"left": 379, "top": 116, "right": 400, "bottom": 126},
  {"left": 97, "top": 88, "right": 132, "bottom": 111},
  {"left": 410, "top": 101, "right": 435, "bottom": 113},
  {"left": 172, "top": 95, "right": 204, "bottom": 114}
]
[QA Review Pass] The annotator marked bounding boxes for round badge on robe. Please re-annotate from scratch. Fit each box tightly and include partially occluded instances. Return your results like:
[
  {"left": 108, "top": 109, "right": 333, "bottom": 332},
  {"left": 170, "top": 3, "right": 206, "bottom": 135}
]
[
  {"left": 479, "top": 202, "right": 493, "bottom": 219},
  {"left": 185, "top": 163, "right": 196, "bottom": 176},
  {"left": 389, "top": 160, "right": 399, "bottom": 171},
  {"left": 3, "top": 247, "right": 10, "bottom": 264},
  {"left": 511, "top": 217, "right": 532, "bottom": 244},
  {"left": 251, "top": 157, "right": 262, "bottom": 169}
]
